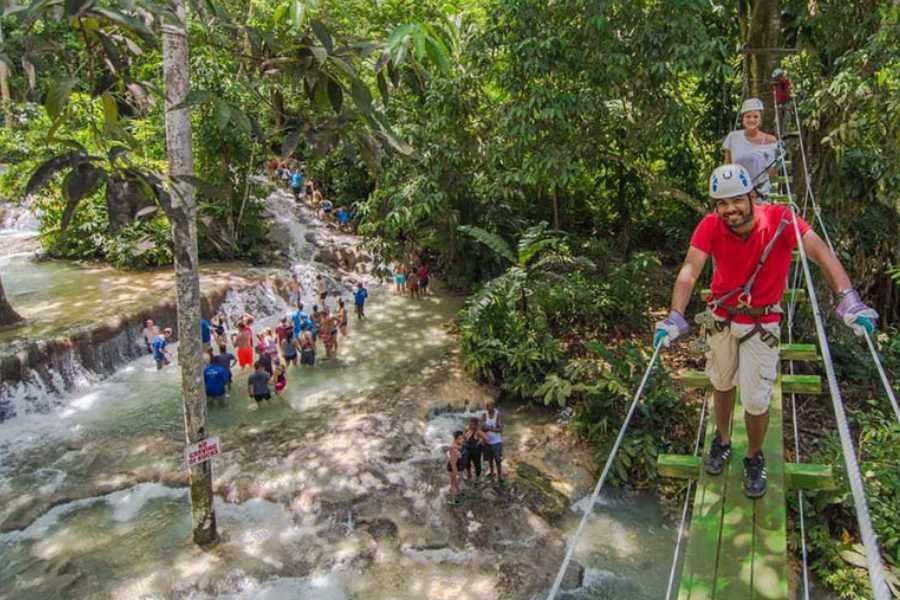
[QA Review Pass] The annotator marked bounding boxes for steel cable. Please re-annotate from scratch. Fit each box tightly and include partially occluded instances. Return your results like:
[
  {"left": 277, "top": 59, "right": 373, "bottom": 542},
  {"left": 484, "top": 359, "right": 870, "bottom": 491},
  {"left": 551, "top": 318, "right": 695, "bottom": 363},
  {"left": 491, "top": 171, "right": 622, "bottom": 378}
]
[{"left": 546, "top": 342, "right": 663, "bottom": 600}]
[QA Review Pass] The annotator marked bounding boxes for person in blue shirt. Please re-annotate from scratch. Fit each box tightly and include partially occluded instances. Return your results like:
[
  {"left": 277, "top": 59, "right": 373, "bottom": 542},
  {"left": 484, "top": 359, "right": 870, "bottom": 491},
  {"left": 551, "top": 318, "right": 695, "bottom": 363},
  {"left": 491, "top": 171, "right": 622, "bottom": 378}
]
[
  {"left": 292, "top": 303, "right": 308, "bottom": 338},
  {"left": 200, "top": 318, "right": 211, "bottom": 350},
  {"left": 204, "top": 360, "right": 229, "bottom": 406},
  {"left": 336, "top": 206, "right": 350, "bottom": 230},
  {"left": 354, "top": 282, "right": 368, "bottom": 319},
  {"left": 152, "top": 328, "right": 173, "bottom": 370},
  {"left": 290, "top": 167, "right": 304, "bottom": 201}
]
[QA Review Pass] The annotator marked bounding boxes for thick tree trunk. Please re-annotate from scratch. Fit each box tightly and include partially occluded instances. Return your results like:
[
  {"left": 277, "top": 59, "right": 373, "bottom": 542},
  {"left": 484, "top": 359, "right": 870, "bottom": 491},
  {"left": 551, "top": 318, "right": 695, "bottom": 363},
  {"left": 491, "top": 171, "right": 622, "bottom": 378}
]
[
  {"left": 0, "top": 275, "right": 24, "bottom": 327},
  {"left": 161, "top": 0, "right": 217, "bottom": 546},
  {"left": 746, "top": 0, "right": 780, "bottom": 124},
  {"left": 0, "top": 15, "right": 11, "bottom": 129}
]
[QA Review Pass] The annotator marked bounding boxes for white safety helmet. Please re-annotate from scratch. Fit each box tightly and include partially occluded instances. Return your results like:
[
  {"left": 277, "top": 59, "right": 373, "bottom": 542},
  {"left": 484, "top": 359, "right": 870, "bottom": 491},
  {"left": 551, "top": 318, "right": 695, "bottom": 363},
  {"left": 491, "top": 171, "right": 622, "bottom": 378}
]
[
  {"left": 709, "top": 164, "right": 753, "bottom": 199},
  {"left": 740, "top": 97, "right": 764, "bottom": 114},
  {"left": 772, "top": 68, "right": 785, "bottom": 78}
]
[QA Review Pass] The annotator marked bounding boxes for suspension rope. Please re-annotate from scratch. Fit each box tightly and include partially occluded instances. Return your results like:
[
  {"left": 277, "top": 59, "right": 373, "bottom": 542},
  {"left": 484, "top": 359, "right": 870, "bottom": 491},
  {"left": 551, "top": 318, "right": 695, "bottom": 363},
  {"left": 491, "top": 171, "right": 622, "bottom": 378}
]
[
  {"left": 546, "top": 342, "right": 663, "bottom": 600},
  {"left": 663, "top": 393, "right": 709, "bottom": 600},
  {"left": 776, "top": 90, "right": 899, "bottom": 425},
  {"left": 863, "top": 329, "right": 900, "bottom": 422},
  {"left": 774, "top": 91, "right": 813, "bottom": 600},
  {"left": 785, "top": 197, "right": 892, "bottom": 599}
]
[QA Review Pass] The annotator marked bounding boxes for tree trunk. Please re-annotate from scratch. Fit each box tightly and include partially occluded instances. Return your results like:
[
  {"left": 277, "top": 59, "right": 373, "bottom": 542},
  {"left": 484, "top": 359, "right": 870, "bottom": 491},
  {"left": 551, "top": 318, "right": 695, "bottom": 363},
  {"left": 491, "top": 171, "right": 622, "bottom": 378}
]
[
  {"left": 161, "top": 0, "right": 217, "bottom": 547},
  {"left": 0, "top": 275, "right": 24, "bottom": 327},
  {"left": 552, "top": 188, "right": 560, "bottom": 231},
  {"left": 746, "top": 0, "right": 780, "bottom": 124},
  {"left": 0, "top": 15, "right": 12, "bottom": 129}
]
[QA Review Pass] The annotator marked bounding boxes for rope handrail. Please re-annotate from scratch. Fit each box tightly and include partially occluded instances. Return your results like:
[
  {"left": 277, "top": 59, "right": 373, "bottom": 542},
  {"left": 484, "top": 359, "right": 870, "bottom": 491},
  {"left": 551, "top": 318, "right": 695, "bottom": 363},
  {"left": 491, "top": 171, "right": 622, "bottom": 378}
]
[
  {"left": 779, "top": 202, "right": 892, "bottom": 598},
  {"left": 663, "top": 393, "right": 709, "bottom": 600},
  {"left": 545, "top": 342, "right": 663, "bottom": 600}
]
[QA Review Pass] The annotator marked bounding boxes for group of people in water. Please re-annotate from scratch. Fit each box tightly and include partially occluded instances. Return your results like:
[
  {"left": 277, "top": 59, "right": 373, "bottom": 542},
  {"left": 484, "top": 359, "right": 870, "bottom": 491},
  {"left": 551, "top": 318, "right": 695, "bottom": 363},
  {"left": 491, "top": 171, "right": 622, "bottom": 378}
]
[
  {"left": 445, "top": 401, "right": 506, "bottom": 505},
  {"left": 141, "top": 277, "right": 370, "bottom": 409},
  {"left": 393, "top": 261, "right": 430, "bottom": 298}
]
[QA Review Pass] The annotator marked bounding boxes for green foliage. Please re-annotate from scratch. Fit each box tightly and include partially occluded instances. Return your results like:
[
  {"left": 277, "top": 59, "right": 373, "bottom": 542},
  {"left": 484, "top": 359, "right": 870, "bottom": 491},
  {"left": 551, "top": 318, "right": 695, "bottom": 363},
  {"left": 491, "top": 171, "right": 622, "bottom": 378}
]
[
  {"left": 567, "top": 341, "right": 686, "bottom": 487},
  {"left": 802, "top": 408, "right": 900, "bottom": 599}
]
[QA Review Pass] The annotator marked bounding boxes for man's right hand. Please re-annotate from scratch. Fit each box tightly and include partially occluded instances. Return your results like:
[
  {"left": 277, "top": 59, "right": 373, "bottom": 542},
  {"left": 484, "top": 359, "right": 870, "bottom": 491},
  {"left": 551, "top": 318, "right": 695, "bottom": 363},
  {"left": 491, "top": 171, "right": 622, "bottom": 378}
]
[{"left": 654, "top": 310, "right": 690, "bottom": 348}]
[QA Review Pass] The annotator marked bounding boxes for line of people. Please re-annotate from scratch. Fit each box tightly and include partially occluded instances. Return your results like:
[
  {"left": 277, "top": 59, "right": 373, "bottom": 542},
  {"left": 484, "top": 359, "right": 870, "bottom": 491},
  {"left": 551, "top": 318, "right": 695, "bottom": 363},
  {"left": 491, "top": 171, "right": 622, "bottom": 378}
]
[{"left": 266, "top": 156, "right": 353, "bottom": 231}]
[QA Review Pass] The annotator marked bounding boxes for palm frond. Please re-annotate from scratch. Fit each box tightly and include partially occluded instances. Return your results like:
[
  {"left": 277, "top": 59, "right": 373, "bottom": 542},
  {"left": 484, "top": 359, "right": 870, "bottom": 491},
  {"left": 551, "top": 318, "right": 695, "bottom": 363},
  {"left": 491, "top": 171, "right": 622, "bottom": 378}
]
[{"left": 458, "top": 225, "right": 515, "bottom": 264}]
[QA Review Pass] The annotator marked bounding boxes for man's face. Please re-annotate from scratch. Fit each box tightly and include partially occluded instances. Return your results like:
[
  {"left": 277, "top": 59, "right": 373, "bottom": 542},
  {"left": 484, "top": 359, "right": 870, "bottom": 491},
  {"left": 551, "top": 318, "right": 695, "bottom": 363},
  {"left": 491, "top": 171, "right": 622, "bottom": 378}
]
[{"left": 715, "top": 195, "right": 754, "bottom": 231}]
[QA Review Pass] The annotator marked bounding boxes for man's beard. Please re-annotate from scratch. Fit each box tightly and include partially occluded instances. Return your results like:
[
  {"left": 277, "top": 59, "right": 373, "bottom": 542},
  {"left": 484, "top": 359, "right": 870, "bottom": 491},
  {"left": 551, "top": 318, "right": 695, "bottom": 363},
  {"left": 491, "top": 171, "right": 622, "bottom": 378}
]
[{"left": 722, "top": 204, "right": 754, "bottom": 231}]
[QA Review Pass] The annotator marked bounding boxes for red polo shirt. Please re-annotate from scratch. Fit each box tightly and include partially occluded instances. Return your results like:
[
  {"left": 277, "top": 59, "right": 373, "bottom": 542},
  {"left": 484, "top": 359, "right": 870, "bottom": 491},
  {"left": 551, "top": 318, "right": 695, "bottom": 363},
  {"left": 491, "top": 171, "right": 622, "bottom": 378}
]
[{"left": 690, "top": 204, "right": 811, "bottom": 323}]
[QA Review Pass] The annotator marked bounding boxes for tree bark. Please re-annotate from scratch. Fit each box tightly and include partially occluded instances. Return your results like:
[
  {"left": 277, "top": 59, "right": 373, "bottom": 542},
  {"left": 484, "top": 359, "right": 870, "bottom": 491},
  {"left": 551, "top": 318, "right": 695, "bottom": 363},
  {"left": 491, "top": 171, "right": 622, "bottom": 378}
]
[
  {"left": 746, "top": 0, "right": 781, "bottom": 124},
  {"left": 161, "top": 0, "right": 217, "bottom": 546},
  {"left": 0, "top": 14, "right": 12, "bottom": 129},
  {"left": 0, "top": 274, "right": 24, "bottom": 327}
]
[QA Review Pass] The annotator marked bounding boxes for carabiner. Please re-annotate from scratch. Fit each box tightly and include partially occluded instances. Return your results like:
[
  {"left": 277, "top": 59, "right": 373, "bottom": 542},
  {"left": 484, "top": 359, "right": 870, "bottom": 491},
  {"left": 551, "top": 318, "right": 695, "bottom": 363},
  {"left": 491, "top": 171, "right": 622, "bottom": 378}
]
[{"left": 737, "top": 292, "right": 752, "bottom": 308}]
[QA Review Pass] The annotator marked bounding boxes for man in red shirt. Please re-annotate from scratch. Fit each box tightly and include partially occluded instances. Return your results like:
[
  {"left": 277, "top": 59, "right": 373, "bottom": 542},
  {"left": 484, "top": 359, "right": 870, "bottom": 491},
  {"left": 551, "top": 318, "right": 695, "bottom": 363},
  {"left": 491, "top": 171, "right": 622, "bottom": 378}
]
[{"left": 654, "top": 164, "right": 877, "bottom": 498}]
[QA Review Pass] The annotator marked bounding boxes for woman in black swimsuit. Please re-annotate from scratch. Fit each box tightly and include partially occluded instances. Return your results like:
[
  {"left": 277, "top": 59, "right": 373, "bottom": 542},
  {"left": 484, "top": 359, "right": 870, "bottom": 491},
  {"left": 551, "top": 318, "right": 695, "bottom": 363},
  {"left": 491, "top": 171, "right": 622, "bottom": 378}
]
[{"left": 462, "top": 417, "right": 487, "bottom": 482}]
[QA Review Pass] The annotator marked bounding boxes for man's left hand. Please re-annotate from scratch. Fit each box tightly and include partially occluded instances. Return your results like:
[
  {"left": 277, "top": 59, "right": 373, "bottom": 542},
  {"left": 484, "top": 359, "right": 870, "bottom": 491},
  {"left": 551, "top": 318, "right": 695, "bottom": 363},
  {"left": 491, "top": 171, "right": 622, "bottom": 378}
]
[{"left": 836, "top": 289, "right": 878, "bottom": 336}]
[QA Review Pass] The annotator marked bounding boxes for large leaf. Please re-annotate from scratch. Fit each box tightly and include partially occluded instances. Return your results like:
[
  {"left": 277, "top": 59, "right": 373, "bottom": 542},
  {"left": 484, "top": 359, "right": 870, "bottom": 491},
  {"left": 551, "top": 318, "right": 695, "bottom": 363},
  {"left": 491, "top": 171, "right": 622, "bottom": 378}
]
[
  {"left": 89, "top": 7, "right": 155, "bottom": 44},
  {"left": 309, "top": 19, "right": 333, "bottom": 53},
  {"left": 171, "top": 88, "right": 214, "bottom": 110},
  {"left": 45, "top": 77, "right": 79, "bottom": 120},
  {"left": 457, "top": 225, "right": 516, "bottom": 265},
  {"left": 60, "top": 163, "right": 106, "bottom": 230},
  {"left": 24, "top": 152, "right": 85, "bottom": 197},
  {"left": 326, "top": 78, "right": 343, "bottom": 114}
]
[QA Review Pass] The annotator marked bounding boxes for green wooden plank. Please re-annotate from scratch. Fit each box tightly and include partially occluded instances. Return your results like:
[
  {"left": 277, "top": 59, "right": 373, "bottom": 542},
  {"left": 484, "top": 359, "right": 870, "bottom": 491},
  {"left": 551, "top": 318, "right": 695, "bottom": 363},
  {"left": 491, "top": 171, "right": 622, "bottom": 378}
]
[
  {"left": 779, "top": 343, "right": 818, "bottom": 362},
  {"left": 769, "top": 193, "right": 791, "bottom": 205},
  {"left": 785, "top": 463, "right": 835, "bottom": 491},
  {"left": 678, "top": 392, "right": 728, "bottom": 600},
  {"left": 752, "top": 372, "right": 789, "bottom": 600},
  {"left": 781, "top": 374, "right": 823, "bottom": 395},
  {"left": 713, "top": 390, "right": 756, "bottom": 598},
  {"left": 658, "top": 454, "right": 702, "bottom": 479},
  {"left": 678, "top": 370, "right": 710, "bottom": 390}
]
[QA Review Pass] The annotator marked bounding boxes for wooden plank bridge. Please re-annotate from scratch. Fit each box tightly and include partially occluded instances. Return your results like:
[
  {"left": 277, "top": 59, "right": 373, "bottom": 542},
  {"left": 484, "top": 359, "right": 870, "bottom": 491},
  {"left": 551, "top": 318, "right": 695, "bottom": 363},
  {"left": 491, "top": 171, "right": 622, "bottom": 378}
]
[{"left": 658, "top": 341, "right": 835, "bottom": 599}]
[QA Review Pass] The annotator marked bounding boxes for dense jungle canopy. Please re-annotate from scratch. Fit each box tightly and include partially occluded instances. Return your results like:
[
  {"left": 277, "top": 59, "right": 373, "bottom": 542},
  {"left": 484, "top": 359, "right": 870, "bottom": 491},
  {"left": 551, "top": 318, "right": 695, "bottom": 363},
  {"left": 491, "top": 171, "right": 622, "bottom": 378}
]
[{"left": 0, "top": 1, "right": 899, "bottom": 597}]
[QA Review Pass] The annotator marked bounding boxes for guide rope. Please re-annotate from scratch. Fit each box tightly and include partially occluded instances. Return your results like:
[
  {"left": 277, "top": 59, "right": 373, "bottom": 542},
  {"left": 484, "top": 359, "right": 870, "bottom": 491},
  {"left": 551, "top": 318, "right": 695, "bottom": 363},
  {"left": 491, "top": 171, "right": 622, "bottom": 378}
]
[
  {"left": 545, "top": 342, "right": 663, "bottom": 600},
  {"left": 663, "top": 393, "right": 709, "bottom": 600},
  {"left": 774, "top": 93, "right": 813, "bottom": 600},
  {"left": 776, "top": 91, "right": 899, "bottom": 425},
  {"left": 775, "top": 91, "right": 892, "bottom": 598},
  {"left": 781, "top": 202, "right": 892, "bottom": 598}
]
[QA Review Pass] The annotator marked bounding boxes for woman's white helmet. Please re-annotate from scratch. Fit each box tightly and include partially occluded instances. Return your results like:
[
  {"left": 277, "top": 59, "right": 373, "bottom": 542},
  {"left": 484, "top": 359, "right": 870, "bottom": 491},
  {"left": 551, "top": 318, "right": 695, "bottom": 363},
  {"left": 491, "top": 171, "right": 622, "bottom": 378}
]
[
  {"left": 740, "top": 97, "right": 765, "bottom": 114},
  {"left": 709, "top": 164, "right": 753, "bottom": 199}
]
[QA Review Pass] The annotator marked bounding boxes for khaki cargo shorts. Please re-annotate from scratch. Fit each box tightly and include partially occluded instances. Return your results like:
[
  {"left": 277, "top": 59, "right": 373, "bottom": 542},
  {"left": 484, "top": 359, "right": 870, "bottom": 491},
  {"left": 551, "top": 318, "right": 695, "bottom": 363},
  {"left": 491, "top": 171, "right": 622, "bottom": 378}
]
[{"left": 705, "top": 317, "right": 780, "bottom": 416}]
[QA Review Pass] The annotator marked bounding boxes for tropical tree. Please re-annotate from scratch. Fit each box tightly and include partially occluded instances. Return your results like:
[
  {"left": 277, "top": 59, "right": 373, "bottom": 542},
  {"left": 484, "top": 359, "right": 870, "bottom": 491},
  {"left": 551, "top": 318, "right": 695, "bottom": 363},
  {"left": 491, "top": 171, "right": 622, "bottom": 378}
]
[{"left": 458, "top": 222, "right": 594, "bottom": 319}]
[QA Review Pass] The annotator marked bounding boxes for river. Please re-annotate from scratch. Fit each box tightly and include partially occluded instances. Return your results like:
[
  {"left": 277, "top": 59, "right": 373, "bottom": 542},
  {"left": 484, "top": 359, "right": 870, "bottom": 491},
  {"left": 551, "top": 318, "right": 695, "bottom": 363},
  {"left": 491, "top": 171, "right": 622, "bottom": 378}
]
[{"left": 0, "top": 200, "right": 697, "bottom": 599}]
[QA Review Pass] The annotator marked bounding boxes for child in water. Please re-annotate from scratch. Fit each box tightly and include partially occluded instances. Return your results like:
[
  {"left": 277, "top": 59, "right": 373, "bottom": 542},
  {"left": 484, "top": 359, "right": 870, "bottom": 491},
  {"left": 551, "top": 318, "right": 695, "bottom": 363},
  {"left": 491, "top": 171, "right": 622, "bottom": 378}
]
[
  {"left": 273, "top": 362, "right": 288, "bottom": 396},
  {"left": 447, "top": 430, "right": 464, "bottom": 505}
]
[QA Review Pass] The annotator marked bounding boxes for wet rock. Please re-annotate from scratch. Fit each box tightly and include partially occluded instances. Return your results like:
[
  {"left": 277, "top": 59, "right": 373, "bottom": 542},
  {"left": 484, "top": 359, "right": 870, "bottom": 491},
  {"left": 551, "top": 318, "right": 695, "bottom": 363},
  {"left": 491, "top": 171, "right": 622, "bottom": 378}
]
[
  {"left": 561, "top": 559, "right": 585, "bottom": 590},
  {"left": 514, "top": 462, "right": 571, "bottom": 525},
  {"left": 358, "top": 517, "right": 399, "bottom": 541}
]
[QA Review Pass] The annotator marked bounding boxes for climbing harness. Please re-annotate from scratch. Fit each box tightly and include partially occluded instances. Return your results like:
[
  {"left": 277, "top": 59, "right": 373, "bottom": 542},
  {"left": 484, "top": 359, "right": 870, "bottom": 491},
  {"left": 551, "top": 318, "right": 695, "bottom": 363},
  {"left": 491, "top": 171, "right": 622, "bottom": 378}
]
[
  {"left": 546, "top": 342, "right": 663, "bottom": 600},
  {"left": 694, "top": 207, "right": 794, "bottom": 352},
  {"left": 664, "top": 394, "right": 709, "bottom": 600}
]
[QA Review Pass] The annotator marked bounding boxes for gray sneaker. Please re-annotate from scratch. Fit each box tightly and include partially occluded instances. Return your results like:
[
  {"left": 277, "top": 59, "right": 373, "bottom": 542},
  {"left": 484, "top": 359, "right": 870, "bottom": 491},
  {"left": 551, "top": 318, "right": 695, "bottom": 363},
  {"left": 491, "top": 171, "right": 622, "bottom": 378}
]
[
  {"left": 743, "top": 452, "right": 768, "bottom": 498},
  {"left": 704, "top": 432, "right": 731, "bottom": 475}
]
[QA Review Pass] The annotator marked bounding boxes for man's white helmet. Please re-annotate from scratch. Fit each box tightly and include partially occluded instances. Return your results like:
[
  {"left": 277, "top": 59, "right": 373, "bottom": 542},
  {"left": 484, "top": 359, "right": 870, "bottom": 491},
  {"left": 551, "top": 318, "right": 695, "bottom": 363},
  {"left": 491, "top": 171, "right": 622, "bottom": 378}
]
[
  {"left": 709, "top": 164, "right": 753, "bottom": 199},
  {"left": 772, "top": 68, "right": 785, "bottom": 78},
  {"left": 740, "top": 97, "right": 765, "bottom": 114}
]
